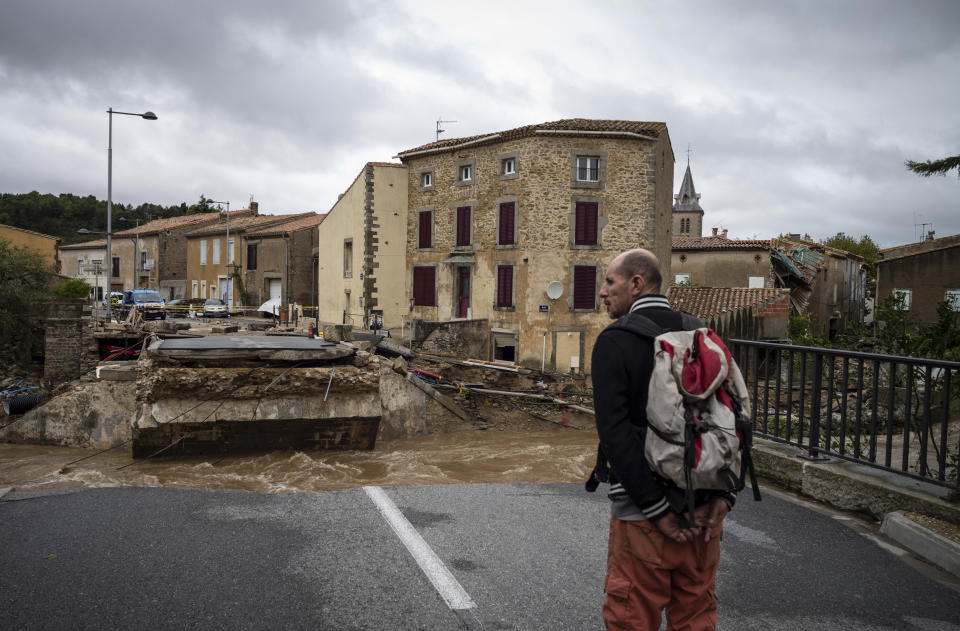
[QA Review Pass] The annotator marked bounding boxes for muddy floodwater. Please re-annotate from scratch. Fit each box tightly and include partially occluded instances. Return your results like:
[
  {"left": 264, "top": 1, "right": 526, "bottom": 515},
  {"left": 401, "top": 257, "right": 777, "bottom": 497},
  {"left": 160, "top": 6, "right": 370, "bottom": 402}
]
[{"left": 0, "top": 429, "right": 598, "bottom": 494}]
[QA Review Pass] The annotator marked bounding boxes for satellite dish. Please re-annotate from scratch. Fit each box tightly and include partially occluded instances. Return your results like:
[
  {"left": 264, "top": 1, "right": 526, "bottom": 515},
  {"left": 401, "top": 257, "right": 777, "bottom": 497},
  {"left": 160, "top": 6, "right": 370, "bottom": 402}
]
[{"left": 546, "top": 281, "right": 563, "bottom": 300}]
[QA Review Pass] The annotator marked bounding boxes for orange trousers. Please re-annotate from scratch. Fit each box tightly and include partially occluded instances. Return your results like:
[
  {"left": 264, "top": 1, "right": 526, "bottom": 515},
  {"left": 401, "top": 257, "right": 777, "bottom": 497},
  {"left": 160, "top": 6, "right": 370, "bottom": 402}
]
[{"left": 602, "top": 517, "right": 722, "bottom": 631}]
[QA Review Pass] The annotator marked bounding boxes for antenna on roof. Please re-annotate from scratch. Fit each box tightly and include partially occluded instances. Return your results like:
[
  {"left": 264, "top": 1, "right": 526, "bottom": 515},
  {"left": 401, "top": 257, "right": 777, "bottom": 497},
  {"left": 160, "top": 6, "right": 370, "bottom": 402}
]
[
  {"left": 437, "top": 117, "right": 458, "bottom": 141},
  {"left": 913, "top": 212, "right": 934, "bottom": 242}
]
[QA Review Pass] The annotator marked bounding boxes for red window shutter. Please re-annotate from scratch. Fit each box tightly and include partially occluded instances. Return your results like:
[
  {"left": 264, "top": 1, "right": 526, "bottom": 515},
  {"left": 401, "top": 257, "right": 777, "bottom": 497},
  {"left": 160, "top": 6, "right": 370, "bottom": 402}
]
[
  {"left": 456, "top": 207, "right": 471, "bottom": 246},
  {"left": 418, "top": 210, "right": 432, "bottom": 249},
  {"left": 498, "top": 202, "right": 515, "bottom": 245},
  {"left": 575, "top": 202, "right": 598, "bottom": 245},
  {"left": 573, "top": 265, "right": 596, "bottom": 309},
  {"left": 413, "top": 266, "right": 436, "bottom": 306},
  {"left": 497, "top": 265, "right": 513, "bottom": 308}
]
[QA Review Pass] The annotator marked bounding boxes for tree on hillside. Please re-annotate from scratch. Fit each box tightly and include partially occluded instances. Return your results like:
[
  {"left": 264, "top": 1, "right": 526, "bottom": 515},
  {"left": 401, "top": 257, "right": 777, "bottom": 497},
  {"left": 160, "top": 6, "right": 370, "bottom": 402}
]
[
  {"left": 187, "top": 194, "right": 217, "bottom": 215},
  {"left": 905, "top": 155, "right": 960, "bottom": 177}
]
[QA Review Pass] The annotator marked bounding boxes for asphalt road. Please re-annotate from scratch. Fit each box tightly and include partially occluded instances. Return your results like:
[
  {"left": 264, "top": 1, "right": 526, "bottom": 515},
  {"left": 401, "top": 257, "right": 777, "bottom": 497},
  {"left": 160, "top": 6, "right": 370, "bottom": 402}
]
[{"left": 1, "top": 483, "right": 958, "bottom": 630}]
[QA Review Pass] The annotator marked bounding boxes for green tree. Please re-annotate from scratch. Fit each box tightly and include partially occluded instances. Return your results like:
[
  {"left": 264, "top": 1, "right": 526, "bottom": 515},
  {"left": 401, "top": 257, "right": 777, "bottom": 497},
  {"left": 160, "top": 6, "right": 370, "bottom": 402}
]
[
  {"left": 0, "top": 240, "right": 57, "bottom": 358},
  {"left": 905, "top": 155, "right": 960, "bottom": 178},
  {"left": 54, "top": 277, "right": 92, "bottom": 299},
  {"left": 187, "top": 194, "right": 217, "bottom": 215},
  {"left": 821, "top": 232, "right": 881, "bottom": 265}
]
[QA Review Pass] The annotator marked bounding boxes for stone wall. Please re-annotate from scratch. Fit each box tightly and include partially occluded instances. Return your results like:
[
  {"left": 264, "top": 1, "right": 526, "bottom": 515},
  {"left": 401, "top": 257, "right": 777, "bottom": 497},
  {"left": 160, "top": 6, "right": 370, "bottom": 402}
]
[
  {"left": 43, "top": 300, "right": 96, "bottom": 385},
  {"left": 411, "top": 318, "right": 490, "bottom": 359}
]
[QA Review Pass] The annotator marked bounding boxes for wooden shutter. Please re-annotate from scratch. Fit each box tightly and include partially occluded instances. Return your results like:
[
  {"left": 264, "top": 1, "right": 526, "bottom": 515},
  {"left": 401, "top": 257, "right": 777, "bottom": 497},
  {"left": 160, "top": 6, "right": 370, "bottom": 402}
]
[
  {"left": 573, "top": 265, "right": 596, "bottom": 309},
  {"left": 413, "top": 266, "right": 436, "bottom": 306},
  {"left": 456, "top": 207, "right": 471, "bottom": 246},
  {"left": 496, "top": 265, "right": 513, "bottom": 308},
  {"left": 575, "top": 202, "right": 598, "bottom": 245},
  {"left": 418, "top": 210, "right": 432, "bottom": 249},
  {"left": 498, "top": 202, "right": 515, "bottom": 245}
]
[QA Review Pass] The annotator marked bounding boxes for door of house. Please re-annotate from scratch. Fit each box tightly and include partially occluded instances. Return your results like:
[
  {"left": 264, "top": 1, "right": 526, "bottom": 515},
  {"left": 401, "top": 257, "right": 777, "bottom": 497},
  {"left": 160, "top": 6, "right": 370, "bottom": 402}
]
[
  {"left": 219, "top": 278, "right": 230, "bottom": 306},
  {"left": 457, "top": 267, "right": 471, "bottom": 319},
  {"left": 269, "top": 279, "right": 281, "bottom": 302}
]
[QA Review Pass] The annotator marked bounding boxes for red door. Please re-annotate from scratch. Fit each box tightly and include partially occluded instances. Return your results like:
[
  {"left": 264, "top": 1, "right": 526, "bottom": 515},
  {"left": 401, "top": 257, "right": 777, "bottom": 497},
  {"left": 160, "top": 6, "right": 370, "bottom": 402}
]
[{"left": 457, "top": 267, "right": 471, "bottom": 318}]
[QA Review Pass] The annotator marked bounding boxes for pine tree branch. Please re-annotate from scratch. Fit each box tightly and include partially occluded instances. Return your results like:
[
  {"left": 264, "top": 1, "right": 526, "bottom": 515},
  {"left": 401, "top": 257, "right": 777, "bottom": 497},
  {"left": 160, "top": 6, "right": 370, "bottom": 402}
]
[{"left": 905, "top": 155, "right": 960, "bottom": 177}]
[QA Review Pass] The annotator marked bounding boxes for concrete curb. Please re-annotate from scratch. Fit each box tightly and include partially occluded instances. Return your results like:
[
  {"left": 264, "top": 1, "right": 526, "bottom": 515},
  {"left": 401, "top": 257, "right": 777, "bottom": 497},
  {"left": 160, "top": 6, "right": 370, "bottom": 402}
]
[
  {"left": 881, "top": 511, "right": 960, "bottom": 577},
  {"left": 752, "top": 437, "right": 960, "bottom": 578},
  {"left": 0, "top": 487, "right": 12, "bottom": 500}
]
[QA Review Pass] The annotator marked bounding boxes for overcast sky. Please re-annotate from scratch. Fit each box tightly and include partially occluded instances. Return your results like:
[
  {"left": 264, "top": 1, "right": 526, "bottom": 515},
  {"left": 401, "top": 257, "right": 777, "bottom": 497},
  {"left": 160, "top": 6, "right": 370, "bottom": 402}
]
[{"left": 1, "top": 0, "right": 957, "bottom": 248}]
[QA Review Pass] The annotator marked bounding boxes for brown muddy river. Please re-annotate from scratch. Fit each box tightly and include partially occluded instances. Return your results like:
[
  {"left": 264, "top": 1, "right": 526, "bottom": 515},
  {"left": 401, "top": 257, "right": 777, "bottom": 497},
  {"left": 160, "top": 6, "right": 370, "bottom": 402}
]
[{"left": 0, "top": 429, "right": 598, "bottom": 494}]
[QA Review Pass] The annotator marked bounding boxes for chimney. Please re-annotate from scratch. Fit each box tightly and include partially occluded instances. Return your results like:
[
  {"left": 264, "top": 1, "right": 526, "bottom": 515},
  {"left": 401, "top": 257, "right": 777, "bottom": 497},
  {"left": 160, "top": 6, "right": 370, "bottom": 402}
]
[
  {"left": 722, "top": 229, "right": 728, "bottom": 239},
  {"left": 250, "top": 201, "right": 259, "bottom": 215},
  {"left": 712, "top": 227, "right": 718, "bottom": 237}
]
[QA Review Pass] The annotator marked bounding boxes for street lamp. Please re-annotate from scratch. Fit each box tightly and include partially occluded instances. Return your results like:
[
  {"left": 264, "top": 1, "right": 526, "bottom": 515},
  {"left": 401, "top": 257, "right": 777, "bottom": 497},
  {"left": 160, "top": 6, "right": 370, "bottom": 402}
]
[
  {"left": 208, "top": 199, "right": 231, "bottom": 306},
  {"left": 105, "top": 108, "right": 157, "bottom": 296}
]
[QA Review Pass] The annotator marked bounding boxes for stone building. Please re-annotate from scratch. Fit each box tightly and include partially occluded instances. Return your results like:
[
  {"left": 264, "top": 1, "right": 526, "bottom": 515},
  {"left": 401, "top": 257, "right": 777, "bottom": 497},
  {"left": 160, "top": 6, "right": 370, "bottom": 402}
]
[
  {"left": 397, "top": 118, "right": 674, "bottom": 373},
  {"left": 672, "top": 162, "right": 704, "bottom": 237},
  {"left": 184, "top": 211, "right": 311, "bottom": 307},
  {"left": 671, "top": 231, "right": 772, "bottom": 288},
  {"left": 315, "top": 162, "right": 408, "bottom": 328},
  {"left": 0, "top": 223, "right": 60, "bottom": 269},
  {"left": 242, "top": 212, "right": 327, "bottom": 310},
  {"left": 876, "top": 233, "right": 960, "bottom": 325}
]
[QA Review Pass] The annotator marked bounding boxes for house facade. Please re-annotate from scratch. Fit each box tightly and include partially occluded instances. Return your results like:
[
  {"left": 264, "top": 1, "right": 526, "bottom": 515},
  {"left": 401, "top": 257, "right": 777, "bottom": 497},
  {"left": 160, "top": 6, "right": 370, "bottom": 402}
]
[
  {"left": 0, "top": 223, "right": 60, "bottom": 269},
  {"left": 877, "top": 233, "right": 960, "bottom": 324},
  {"left": 242, "top": 212, "right": 326, "bottom": 310},
  {"left": 185, "top": 211, "right": 311, "bottom": 307},
  {"left": 58, "top": 240, "right": 109, "bottom": 302},
  {"left": 315, "top": 162, "right": 408, "bottom": 328},
  {"left": 397, "top": 118, "right": 674, "bottom": 373},
  {"left": 670, "top": 232, "right": 772, "bottom": 288}
]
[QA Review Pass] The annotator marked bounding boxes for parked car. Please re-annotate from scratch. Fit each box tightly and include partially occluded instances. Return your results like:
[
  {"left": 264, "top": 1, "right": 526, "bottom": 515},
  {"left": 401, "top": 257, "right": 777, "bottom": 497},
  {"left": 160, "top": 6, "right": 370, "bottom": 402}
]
[
  {"left": 203, "top": 298, "right": 229, "bottom": 318},
  {"left": 121, "top": 289, "right": 166, "bottom": 320},
  {"left": 165, "top": 298, "right": 205, "bottom": 318}
]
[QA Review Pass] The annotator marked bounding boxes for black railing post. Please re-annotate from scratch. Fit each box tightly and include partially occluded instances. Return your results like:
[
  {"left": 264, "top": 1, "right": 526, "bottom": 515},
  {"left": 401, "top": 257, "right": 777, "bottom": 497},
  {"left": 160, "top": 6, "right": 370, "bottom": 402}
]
[{"left": 809, "top": 353, "right": 823, "bottom": 458}]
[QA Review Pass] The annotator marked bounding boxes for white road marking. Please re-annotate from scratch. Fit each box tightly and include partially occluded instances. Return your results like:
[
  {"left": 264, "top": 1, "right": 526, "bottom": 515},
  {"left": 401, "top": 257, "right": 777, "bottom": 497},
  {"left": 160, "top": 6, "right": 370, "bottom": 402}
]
[{"left": 364, "top": 485, "right": 477, "bottom": 611}]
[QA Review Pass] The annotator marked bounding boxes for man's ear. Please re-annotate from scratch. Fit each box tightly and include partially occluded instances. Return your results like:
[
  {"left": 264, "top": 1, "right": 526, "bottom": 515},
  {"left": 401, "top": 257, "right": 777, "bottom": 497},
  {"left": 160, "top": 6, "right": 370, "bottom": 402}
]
[{"left": 632, "top": 274, "right": 645, "bottom": 297}]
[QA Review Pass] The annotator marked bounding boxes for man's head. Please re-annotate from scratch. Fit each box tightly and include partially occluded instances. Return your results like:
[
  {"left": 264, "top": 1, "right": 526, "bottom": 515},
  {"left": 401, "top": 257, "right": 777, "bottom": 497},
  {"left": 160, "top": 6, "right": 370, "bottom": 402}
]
[{"left": 599, "top": 248, "right": 662, "bottom": 319}]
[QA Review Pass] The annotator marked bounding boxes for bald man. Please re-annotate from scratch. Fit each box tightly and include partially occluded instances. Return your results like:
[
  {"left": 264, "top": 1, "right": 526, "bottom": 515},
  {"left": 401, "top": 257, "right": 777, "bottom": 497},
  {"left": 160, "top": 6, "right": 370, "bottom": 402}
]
[{"left": 591, "top": 248, "right": 734, "bottom": 631}]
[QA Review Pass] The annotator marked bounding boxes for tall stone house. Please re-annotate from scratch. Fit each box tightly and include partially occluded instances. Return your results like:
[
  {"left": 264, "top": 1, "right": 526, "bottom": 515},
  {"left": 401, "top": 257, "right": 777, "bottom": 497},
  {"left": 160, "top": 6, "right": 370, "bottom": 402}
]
[
  {"left": 397, "top": 118, "right": 674, "bottom": 373},
  {"left": 315, "top": 162, "right": 408, "bottom": 328},
  {"left": 241, "top": 212, "right": 327, "bottom": 310},
  {"left": 672, "top": 161, "right": 704, "bottom": 237},
  {"left": 184, "top": 210, "right": 312, "bottom": 307},
  {"left": 876, "top": 233, "right": 960, "bottom": 324}
]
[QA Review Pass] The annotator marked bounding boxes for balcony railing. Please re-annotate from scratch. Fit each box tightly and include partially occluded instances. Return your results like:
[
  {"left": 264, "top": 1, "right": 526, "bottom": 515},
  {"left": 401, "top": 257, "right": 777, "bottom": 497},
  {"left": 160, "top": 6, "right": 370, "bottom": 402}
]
[{"left": 729, "top": 340, "right": 960, "bottom": 490}]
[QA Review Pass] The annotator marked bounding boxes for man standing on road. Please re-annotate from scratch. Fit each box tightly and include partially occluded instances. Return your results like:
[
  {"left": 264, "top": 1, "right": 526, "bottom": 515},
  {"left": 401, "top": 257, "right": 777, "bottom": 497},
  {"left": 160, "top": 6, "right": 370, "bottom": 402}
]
[{"left": 591, "top": 248, "right": 734, "bottom": 631}]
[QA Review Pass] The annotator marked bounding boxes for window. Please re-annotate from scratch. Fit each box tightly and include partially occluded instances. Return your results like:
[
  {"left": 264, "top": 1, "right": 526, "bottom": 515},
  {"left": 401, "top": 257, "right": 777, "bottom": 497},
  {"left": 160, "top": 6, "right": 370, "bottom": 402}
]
[
  {"left": 892, "top": 289, "right": 912, "bottom": 310},
  {"left": 344, "top": 239, "right": 353, "bottom": 278},
  {"left": 456, "top": 206, "right": 471, "bottom": 247},
  {"left": 749, "top": 276, "right": 765, "bottom": 289},
  {"left": 946, "top": 290, "right": 960, "bottom": 311},
  {"left": 200, "top": 280, "right": 207, "bottom": 297},
  {"left": 210, "top": 284, "right": 217, "bottom": 298},
  {"left": 577, "top": 157, "right": 599, "bottom": 181},
  {"left": 674, "top": 273, "right": 690, "bottom": 285},
  {"left": 140, "top": 251, "right": 147, "bottom": 271},
  {"left": 418, "top": 209, "right": 433, "bottom": 249},
  {"left": 573, "top": 265, "right": 596, "bottom": 310},
  {"left": 680, "top": 217, "right": 691, "bottom": 235},
  {"left": 111, "top": 256, "right": 120, "bottom": 278},
  {"left": 498, "top": 152, "right": 519, "bottom": 181},
  {"left": 455, "top": 158, "right": 476, "bottom": 186},
  {"left": 247, "top": 243, "right": 258, "bottom": 271},
  {"left": 192, "top": 281, "right": 199, "bottom": 298},
  {"left": 228, "top": 239, "right": 235, "bottom": 265},
  {"left": 498, "top": 202, "right": 516, "bottom": 246},
  {"left": 574, "top": 202, "right": 599, "bottom": 246},
  {"left": 413, "top": 266, "right": 436, "bottom": 306},
  {"left": 496, "top": 265, "right": 514, "bottom": 308},
  {"left": 213, "top": 239, "right": 221, "bottom": 264},
  {"left": 78, "top": 259, "right": 84, "bottom": 275},
  {"left": 418, "top": 168, "right": 435, "bottom": 192},
  {"left": 200, "top": 240, "right": 207, "bottom": 265}
]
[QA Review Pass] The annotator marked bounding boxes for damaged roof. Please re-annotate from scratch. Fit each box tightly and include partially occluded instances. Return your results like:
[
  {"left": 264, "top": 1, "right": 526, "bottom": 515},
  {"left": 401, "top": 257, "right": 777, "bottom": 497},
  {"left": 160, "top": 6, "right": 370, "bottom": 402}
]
[
  {"left": 669, "top": 287, "right": 789, "bottom": 318},
  {"left": 397, "top": 118, "right": 667, "bottom": 157}
]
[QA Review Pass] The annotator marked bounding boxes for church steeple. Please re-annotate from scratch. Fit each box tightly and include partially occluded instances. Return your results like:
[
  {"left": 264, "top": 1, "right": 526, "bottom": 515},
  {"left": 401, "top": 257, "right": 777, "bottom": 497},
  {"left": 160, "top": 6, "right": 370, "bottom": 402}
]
[{"left": 673, "top": 163, "right": 703, "bottom": 211}]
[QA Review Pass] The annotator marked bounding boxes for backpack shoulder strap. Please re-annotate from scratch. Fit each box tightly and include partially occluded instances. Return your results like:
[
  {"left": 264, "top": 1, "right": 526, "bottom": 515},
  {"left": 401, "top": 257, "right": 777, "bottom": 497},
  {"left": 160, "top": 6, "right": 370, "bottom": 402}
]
[
  {"left": 609, "top": 312, "right": 666, "bottom": 339},
  {"left": 679, "top": 312, "right": 705, "bottom": 331}
]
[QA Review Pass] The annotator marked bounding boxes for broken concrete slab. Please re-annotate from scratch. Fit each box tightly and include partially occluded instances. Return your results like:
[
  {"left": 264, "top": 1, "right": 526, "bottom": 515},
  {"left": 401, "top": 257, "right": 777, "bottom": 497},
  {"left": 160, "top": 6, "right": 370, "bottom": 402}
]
[
  {"left": 96, "top": 361, "right": 138, "bottom": 381},
  {"left": 145, "top": 335, "right": 354, "bottom": 363}
]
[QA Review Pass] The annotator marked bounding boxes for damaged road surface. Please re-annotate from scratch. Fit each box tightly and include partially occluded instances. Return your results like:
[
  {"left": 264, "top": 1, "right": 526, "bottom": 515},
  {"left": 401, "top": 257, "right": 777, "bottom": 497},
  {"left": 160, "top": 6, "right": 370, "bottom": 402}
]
[{"left": 133, "top": 336, "right": 381, "bottom": 457}]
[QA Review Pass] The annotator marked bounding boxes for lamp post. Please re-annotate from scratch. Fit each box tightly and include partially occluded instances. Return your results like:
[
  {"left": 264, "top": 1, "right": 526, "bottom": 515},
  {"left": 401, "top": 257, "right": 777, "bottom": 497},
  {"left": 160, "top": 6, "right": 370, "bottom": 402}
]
[
  {"left": 105, "top": 108, "right": 157, "bottom": 295},
  {"left": 208, "top": 200, "right": 231, "bottom": 306}
]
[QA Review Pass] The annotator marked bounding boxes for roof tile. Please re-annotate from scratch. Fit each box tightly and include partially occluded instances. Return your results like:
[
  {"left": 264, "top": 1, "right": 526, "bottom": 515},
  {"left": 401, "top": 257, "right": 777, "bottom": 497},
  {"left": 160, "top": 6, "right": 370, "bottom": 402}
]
[
  {"left": 672, "top": 236, "right": 770, "bottom": 250},
  {"left": 669, "top": 287, "right": 789, "bottom": 318}
]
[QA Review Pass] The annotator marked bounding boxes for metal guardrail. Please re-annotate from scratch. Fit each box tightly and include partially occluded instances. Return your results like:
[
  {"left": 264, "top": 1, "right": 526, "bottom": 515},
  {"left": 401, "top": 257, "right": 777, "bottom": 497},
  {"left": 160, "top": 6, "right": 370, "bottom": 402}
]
[{"left": 729, "top": 339, "right": 960, "bottom": 490}]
